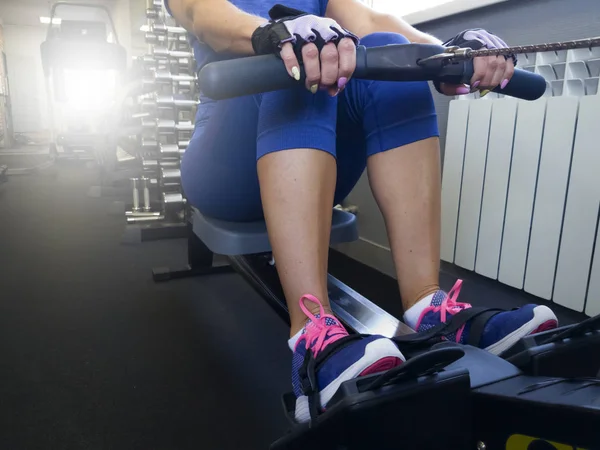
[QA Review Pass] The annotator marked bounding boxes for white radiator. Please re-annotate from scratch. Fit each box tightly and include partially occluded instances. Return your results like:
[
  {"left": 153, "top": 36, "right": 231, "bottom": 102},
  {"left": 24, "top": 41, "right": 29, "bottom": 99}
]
[{"left": 441, "top": 44, "right": 600, "bottom": 315}]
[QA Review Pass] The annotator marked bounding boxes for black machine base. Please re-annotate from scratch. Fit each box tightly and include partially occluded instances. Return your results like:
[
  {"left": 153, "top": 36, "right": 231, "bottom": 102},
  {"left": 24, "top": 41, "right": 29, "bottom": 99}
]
[
  {"left": 274, "top": 344, "right": 600, "bottom": 450},
  {"left": 152, "top": 220, "right": 234, "bottom": 282},
  {"left": 503, "top": 314, "right": 600, "bottom": 378},
  {"left": 152, "top": 264, "right": 233, "bottom": 282},
  {"left": 122, "top": 221, "right": 188, "bottom": 244},
  {"left": 273, "top": 347, "right": 472, "bottom": 450}
]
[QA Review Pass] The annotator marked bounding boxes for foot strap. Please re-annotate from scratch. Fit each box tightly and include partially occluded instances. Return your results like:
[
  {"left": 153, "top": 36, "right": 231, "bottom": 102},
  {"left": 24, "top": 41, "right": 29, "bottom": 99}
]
[{"left": 393, "top": 307, "right": 505, "bottom": 350}]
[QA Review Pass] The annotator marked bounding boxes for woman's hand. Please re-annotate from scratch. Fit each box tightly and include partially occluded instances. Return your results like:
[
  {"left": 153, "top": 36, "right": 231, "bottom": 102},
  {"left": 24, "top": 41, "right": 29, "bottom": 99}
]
[
  {"left": 437, "top": 29, "right": 516, "bottom": 96},
  {"left": 252, "top": 4, "right": 358, "bottom": 96},
  {"left": 280, "top": 38, "right": 356, "bottom": 96}
]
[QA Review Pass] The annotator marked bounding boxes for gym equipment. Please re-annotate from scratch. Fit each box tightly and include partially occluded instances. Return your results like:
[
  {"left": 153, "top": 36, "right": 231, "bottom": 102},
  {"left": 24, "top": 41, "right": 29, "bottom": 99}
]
[
  {"left": 41, "top": 2, "right": 127, "bottom": 161},
  {"left": 119, "top": 1, "right": 197, "bottom": 243},
  {"left": 198, "top": 43, "right": 546, "bottom": 101},
  {"left": 154, "top": 41, "right": 600, "bottom": 449}
]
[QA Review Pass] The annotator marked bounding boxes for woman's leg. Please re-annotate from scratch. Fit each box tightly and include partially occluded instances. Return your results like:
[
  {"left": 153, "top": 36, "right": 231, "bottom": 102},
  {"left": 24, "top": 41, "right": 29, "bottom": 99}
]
[
  {"left": 183, "top": 89, "right": 342, "bottom": 336},
  {"left": 258, "top": 149, "right": 336, "bottom": 335},
  {"left": 337, "top": 32, "right": 441, "bottom": 313},
  {"left": 343, "top": 32, "right": 557, "bottom": 353},
  {"left": 256, "top": 89, "right": 339, "bottom": 336},
  {"left": 185, "top": 75, "right": 404, "bottom": 424},
  {"left": 368, "top": 140, "right": 442, "bottom": 311}
]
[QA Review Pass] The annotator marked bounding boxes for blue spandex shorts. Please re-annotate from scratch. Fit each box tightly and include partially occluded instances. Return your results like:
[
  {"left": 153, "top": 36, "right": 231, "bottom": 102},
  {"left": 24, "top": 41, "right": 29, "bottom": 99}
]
[{"left": 181, "top": 32, "right": 439, "bottom": 222}]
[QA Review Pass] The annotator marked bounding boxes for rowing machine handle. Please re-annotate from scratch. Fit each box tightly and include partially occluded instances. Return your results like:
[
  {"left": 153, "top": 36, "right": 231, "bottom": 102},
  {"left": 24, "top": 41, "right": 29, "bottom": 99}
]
[{"left": 198, "top": 44, "right": 547, "bottom": 101}]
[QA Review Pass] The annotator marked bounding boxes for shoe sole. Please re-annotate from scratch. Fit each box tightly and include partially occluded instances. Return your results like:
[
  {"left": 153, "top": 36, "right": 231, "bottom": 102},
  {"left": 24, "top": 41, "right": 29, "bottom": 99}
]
[
  {"left": 295, "top": 338, "right": 404, "bottom": 423},
  {"left": 484, "top": 305, "right": 558, "bottom": 356}
]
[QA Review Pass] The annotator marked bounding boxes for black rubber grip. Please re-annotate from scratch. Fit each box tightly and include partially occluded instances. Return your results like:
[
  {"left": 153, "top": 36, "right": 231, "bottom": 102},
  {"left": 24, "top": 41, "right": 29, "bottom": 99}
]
[
  {"left": 436, "top": 60, "right": 547, "bottom": 101},
  {"left": 198, "top": 53, "right": 309, "bottom": 99},
  {"left": 198, "top": 44, "right": 547, "bottom": 101}
]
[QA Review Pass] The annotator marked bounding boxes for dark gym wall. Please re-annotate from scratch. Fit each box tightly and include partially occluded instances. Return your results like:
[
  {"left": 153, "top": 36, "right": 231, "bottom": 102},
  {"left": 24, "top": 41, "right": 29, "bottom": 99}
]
[{"left": 337, "top": 0, "right": 600, "bottom": 278}]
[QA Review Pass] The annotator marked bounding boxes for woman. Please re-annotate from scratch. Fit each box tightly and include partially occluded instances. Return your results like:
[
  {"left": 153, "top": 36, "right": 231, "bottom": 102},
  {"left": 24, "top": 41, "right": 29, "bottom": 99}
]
[{"left": 165, "top": 0, "right": 559, "bottom": 422}]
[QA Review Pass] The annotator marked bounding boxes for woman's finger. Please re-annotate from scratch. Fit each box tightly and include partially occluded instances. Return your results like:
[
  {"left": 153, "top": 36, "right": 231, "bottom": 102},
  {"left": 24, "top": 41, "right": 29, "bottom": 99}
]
[
  {"left": 302, "top": 43, "right": 321, "bottom": 93},
  {"left": 319, "top": 42, "right": 339, "bottom": 88},
  {"left": 280, "top": 43, "right": 301, "bottom": 81},
  {"left": 334, "top": 37, "right": 356, "bottom": 96},
  {"left": 500, "top": 58, "right": 515, "bottom": 91},
  {"left": 479, "top": 55, "right": 498, "bottom": 88},
  {"left": 471, "top": 57, "right": 488, "bottom": 90},
  {"left": 489, "top": 55, "right": 507, "bottom": 89}
]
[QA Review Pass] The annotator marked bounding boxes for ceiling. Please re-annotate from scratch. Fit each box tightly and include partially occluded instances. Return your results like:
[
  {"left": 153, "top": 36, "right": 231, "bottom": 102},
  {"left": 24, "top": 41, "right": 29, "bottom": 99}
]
[{"left": 0, "top": 0, "right": 119, "bottom": 28}]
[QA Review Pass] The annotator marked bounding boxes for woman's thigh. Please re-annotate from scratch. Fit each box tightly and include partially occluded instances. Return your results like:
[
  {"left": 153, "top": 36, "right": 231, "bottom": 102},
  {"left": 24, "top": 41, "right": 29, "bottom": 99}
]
[
  {"left": 181, "top": 96, "right": 264, "bottom": 222},
  {"left": 183, "top": 87, "right": 346, "bottom": 222},
  {"left": 333, "top": 32, "right": 439, "bottom": 203}
]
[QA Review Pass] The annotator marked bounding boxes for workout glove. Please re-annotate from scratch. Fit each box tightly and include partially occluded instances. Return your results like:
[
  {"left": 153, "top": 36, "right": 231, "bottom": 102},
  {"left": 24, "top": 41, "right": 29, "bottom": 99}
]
[
  {"left": 443, "top": 29, "right": 517, "bottom": 65},
  {"left": 434, "top": 28, "right": 517, "bottom": 94},
  {"left": 251, "top": 4, "right": 359, "bottom": 60}
]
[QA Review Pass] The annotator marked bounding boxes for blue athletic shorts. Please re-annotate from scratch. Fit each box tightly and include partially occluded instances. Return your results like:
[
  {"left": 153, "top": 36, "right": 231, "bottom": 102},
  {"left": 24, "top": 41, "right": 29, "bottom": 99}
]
[{"left": 181, "top": 32, "right": 439, "bottom": 222}]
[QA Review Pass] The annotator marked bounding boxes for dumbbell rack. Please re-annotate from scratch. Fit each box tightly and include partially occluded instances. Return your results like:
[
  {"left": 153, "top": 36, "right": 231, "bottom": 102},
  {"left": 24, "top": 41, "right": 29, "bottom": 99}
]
[{"left": 124, "top": 0, "right": 197, "bottom": 242}]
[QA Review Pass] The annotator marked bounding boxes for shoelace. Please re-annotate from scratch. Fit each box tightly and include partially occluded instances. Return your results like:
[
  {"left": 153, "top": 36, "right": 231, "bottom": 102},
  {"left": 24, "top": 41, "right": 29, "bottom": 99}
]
[
  {"left": 299, "top": 295, "right": 347, "bottom": 358},
  {"left": 418, "top": 280, "right": 472, "bottom": 343},
  {"left": 438, "top": 280, "right": 470, "bottom": 322}
]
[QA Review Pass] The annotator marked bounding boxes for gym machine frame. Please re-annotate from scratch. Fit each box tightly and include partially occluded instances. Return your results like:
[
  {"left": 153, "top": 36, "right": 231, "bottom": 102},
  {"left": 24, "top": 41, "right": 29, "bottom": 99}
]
[
  {"left": 41, "top": 2, "right": 127, "bottom": 161},
  {"left": 155, "top": 39, "right": 600, "bottom": 450}
]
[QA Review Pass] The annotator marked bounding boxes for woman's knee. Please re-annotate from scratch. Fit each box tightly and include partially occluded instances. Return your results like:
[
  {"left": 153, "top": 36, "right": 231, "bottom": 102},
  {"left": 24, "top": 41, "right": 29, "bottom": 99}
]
[
  {"left": 181, "top": 149, "right": 263, "bottom": 222},
  {"left": 360, "top": 32, "right": 410, "bottom": 48}
]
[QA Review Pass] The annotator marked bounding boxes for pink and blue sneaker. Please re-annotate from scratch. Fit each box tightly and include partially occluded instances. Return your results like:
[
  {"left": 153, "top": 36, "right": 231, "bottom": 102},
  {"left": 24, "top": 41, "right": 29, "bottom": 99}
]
[
  {"left": 411, "top": 280, "right": 559, "bottom": 355},
  {"left": 292, "top": 294, "right": 405, "bottom": 423}
]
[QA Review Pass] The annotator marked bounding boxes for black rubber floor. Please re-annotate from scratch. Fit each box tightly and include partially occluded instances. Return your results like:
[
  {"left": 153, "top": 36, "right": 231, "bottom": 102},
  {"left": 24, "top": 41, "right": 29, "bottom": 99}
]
[{"left": 0, "top": 162, "right": 291, "bottom": 450}]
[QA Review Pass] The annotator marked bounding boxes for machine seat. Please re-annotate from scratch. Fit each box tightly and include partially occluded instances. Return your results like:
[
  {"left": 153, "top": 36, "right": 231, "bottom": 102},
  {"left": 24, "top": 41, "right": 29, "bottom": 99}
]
[{"left": 192, "top": 207, "right": 359, "bottom": 255}]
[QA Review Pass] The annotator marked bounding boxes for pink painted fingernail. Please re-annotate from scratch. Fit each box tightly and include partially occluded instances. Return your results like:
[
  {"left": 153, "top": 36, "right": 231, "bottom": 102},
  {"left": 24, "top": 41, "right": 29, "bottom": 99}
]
[
  {"left": 456, "top": 86, "right": 470, "bottom": 95},
  {"left": 338, "top": 77, "right": 348, "bottom": 89},
  {"left": 501, "top": 78, "right": 509, "bottom": 90},
  {"left": 472, "top": 81, "right": 481, "bottom": 88}
]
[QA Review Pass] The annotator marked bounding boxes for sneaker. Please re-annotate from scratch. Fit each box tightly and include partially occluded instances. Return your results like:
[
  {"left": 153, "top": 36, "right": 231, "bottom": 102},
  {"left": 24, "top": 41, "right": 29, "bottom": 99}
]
[
  {"left": 415, "top": 280, "right": 559, "bottom": 355},
  {"left": 292, "top": 294, "right": 405, "bottom": 422}
]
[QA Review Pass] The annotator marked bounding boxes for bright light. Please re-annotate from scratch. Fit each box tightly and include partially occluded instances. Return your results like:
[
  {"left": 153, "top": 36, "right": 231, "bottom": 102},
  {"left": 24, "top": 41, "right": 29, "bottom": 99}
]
[
  {"left": 371, "top": 0, "right": 454, "bottom": 16},
  {"left": 40, "top": 16, "right": 62, "bottom": 25},
  {"left": 63, "top": 69, "right": 117, "bottom": 111},
  {"left": 140, "top": 24, "right": 150, "bottom": 32}
]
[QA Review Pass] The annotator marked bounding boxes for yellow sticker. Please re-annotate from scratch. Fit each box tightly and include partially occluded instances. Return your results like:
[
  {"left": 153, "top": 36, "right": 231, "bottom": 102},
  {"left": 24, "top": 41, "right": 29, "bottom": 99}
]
[{"left": 505, "top": 434, "right": 575, "bottom": 450}]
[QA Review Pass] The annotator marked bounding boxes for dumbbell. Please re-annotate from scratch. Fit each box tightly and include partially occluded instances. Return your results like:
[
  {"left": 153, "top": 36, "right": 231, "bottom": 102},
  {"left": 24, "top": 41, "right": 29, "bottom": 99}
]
[
  {"left": 140, "top": 55, "right": 170, "bottom": 69},
  {"left": 129, "top": 176, "right": 154, "bottom": 212},
  {"left": 152, "top": 48, "right": 194, "bottom": 59},
  {"left": 174, "top": 81, "right": 195, "bottom": 95},
  {"left": 160, "top": 168, "right": 181, "bottom": 184},
  {"left": 145, "top": 32, "right": 188, "bottom": 45},
  {"left": 156, "top": 95, "right": 199, "bottom": 108},
  {"left": 158, "top": 159, "right": 180, "bottom": 168},
  {"left": 163, "top": 192, "right": 186, "bottom": 208},
  {"left": 142, "top": 119, "right": 195, "bottom": 132},
  {"left": 154, "top": 71, "right": 196, "bottom": 84},
  {"left": 141, "top": 138, "right": 159, "bottom": 151},
  {"left": 151, "top": 23, "right": 186, "bottom": 36},
  {"left": 141, "top": 95, "right": 199, "bottom": 111}
]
